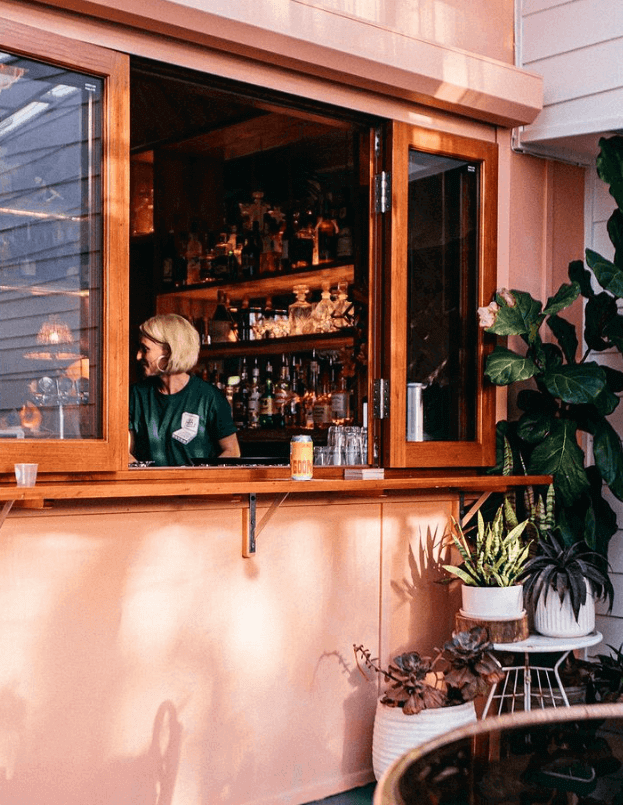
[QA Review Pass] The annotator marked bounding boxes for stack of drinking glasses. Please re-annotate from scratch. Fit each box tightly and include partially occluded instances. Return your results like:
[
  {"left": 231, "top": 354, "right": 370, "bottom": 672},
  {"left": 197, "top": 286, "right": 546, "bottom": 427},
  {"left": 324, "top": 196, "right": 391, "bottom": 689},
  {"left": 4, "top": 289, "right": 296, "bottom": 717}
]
[{"left": 313, "top": 425, "right": 367, "bottom": 466}]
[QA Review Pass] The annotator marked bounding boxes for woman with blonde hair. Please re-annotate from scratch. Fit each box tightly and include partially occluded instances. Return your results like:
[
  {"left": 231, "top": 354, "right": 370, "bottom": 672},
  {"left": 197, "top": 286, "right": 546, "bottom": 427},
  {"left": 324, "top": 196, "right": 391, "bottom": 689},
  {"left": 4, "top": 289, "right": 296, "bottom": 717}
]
[{"left": 129, "top": 313, "right": 239, "bottom": 465}]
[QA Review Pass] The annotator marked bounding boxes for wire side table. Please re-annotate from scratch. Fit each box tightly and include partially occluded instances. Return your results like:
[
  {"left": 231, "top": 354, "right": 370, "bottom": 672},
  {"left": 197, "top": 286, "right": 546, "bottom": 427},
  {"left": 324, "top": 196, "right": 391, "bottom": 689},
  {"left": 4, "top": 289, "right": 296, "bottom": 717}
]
[{"left": 482, "top": 631, "right": 602, "bottom": 717}]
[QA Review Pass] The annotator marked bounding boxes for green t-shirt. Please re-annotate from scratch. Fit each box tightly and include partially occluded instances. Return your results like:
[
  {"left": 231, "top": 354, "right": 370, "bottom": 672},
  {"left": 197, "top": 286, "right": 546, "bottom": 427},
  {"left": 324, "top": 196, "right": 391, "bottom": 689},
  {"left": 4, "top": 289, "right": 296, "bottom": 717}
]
[{"left": 129, "top": 375, "right": 237, "bottom": 466}]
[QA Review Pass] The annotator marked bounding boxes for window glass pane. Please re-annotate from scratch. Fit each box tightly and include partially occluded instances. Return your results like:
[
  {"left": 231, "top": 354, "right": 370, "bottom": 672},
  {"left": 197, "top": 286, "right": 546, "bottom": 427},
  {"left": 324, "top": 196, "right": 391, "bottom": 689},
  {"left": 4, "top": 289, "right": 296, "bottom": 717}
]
[
  {"left": 405, "top": 149, "right": 479, "bottom": 442},
  {"left": 0, "top": 52, "right": 102, "bottom": 440}
]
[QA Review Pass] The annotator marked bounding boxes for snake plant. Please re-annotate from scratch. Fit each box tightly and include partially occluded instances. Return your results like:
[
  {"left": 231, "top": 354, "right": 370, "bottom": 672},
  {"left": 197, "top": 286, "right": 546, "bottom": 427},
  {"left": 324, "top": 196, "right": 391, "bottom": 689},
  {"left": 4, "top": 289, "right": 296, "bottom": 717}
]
[{"left": 443, "top": 501, "right": 531, "bottom": 587}]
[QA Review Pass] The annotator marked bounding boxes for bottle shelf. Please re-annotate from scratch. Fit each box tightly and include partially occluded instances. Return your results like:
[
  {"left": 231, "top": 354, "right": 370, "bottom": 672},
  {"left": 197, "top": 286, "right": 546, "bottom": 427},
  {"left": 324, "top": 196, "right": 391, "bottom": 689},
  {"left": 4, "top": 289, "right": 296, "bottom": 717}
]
[
  {"left": 157, "top": 262, "right": 355, "bottom": 304},
  {"left": 200, "top": 328, "right": 357, "bottom": 359}
]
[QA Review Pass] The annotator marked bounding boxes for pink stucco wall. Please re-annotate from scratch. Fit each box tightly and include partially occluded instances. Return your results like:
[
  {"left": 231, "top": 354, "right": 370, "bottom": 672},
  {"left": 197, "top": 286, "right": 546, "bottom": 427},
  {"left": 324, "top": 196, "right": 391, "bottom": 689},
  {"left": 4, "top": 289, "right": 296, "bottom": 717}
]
[{"left": 0, "top": 495, "right": 457, "bottom": 804}]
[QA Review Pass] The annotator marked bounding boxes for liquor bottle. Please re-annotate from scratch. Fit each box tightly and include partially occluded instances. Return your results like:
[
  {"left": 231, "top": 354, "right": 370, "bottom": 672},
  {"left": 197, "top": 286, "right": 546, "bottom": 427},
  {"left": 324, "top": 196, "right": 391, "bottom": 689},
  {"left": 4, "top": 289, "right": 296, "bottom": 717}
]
[
  {"left": 208, "top": 289, "right": 236, "bottom": 343},
  {"left": 232, "top": 360, "right": 250, "bottom": 429},
  {"left": 280, "top": 212, "right": 295, "bottom": 272},
  {"left": 302, "top": 356, "right": 319, "bottom": 429},
  {"left": 274, "top": 355, "right": 291, "bottom": 428},
  {"left": 174, "top": 231, "right": 188, "bottom": 287},
  {"left": 161, "top": 230, "right": 176, "bottom": 288},
  {"left": 285, "top": 358, "right": 300, "bottom": 428},
  {"left": 259, "top": 361, "right": 276, "bottom": 428},
  {"left": 185, "top": 220, "right": 203, "bottom": 285},
  {"left": 331, "top": 369, "right": 351, "bottom": 425},
  {"left": 316, "top": 205, "right": 338, "bottom": 262},
  {"left": 237, "top": 295, "right": 251, "bottom": 341},
  {"left": 313, "top": 363, "right": 333, "bottom": 428},
  {"left": 263, "top": 296, "right": 276, "bottom": 339},
  {"left": 240, "top": 234, "right": 255, "bottom": 278},
  {"left": 247, "top": 360, "right": 261, "bottom": 429}
]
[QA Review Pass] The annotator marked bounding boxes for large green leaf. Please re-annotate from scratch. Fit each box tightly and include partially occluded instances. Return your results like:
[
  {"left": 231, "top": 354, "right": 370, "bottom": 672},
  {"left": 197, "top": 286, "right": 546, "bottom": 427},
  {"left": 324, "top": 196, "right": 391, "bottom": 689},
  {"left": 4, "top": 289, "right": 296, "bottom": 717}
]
[
  {"left": 607, "top": 208, "right": 623, "bottom": 265},
  {"left": 517, "top": 411, "right": 555, "bottom": 444},
  {"left": 596, "top": 135, "right": 623, "bottom": 211},
  {"left": 528, "top": 419, "right": 589, "bottom": 506},
  {"left": 603, "top": 365, "right": 623, "bottom": 392},
  {"left": 546, "top": 314, "right": 578, "bottom": 364},
  {"left": 592, "top": 416, "right": 623, "bottom": 500},
  {"left": 487, "top": 290, "right": 543, "bottom": 338},
  {"left": 516, "top": 388, "right": 559, "bottom": 415},
  {"left": 568, "top": 259, "right": 594, "bottom": 298},
  {"left": 542, "top": 362, "right": 606, "bottom": 404},
  {"left": 485, "top": 346, "right": 539, "bottom": 385},
  {"left": 593, "top": 385, "right": 620, "bottom": 417},
  {"left": 585, "top": 292, "right": 617, "bottom": 351},
  {"left": 543, "top": 282, "right": 580, "bottom": 317},
  {"left": 604, "top": 314, "right": 623, "bottom": 353},
  {"left": 586, "top": 248, "right": 623, "bottom": 298}
]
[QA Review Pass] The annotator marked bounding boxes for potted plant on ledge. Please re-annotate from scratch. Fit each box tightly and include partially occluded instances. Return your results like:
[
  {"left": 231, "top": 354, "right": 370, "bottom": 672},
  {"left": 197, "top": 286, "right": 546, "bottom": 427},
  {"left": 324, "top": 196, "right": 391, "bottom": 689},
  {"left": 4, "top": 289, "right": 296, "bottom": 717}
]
[
  {"left": 442, "top": 501, "right": 531, "bottom": 640},
  {"left": 354, "top": 627, "right": 505, "bottom": 780},
  {"left": 518, "top": 532, "right": 614, "bottom": 638}
]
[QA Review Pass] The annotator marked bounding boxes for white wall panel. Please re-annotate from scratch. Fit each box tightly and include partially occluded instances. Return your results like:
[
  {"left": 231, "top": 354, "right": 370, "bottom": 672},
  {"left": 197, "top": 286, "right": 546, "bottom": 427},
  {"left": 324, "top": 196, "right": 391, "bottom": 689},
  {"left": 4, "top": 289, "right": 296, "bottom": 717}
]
[
  {"left": 594, "top": 614, "right": 623, "bottom": 651},
  {"left": 523, "top": 0, "right": 573, "bottom": 15},
  {"left": 522, "top": 0, "right": 623, "bottom": 63},
  {"left": 526, "top": 39, "right": 623, "bottom": 106}
]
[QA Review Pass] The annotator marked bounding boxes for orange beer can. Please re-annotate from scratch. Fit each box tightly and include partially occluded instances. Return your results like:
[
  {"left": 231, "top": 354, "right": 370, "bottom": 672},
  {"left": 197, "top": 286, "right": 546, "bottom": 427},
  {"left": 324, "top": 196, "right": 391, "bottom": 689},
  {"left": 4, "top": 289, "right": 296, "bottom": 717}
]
[{"left": 290, "top": 434, "right": 313, "bottom": 480}]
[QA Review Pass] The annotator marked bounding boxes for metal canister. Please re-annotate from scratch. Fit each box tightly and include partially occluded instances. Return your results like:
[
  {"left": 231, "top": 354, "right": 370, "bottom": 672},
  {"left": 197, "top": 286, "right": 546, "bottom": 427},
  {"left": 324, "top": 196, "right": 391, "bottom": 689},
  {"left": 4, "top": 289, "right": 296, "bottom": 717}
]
[{"left": 290, "top": 434, "right": 313, "bottom": 480}]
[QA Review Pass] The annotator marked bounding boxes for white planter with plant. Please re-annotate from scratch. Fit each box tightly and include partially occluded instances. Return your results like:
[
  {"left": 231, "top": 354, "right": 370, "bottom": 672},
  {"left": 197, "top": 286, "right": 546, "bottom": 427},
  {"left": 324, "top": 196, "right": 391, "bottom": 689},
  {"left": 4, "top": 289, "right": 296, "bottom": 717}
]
[
  {"left": 354, "top": 627, "right": 504, "bottom": 780},
  {"left": 443, "top": 502, "right": 531, "bottom": 621},
  {"left": 519, "top": 534, "right": 614, "bottom": 638}
]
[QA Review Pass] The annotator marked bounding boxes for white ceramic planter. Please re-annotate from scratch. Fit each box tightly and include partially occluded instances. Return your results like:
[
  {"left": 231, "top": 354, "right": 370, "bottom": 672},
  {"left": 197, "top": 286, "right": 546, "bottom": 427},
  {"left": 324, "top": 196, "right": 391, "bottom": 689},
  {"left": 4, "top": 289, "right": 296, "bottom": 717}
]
[
  {"left": 372, "top": 699, "right": 477, "bottom": 780},
  {"left": 533, "top": 588, "right": 595, "bottom": 637},
  {"left": 460, "top": 584, "right": 524, "bottom": 621}
]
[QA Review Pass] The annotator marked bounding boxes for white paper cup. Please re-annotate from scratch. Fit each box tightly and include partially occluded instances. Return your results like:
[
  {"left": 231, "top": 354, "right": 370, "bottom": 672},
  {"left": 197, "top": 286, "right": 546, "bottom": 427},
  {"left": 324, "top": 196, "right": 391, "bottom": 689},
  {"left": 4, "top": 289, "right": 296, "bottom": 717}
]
[{"left": 15, "top": 463, "right": 38, "bottom": 487}]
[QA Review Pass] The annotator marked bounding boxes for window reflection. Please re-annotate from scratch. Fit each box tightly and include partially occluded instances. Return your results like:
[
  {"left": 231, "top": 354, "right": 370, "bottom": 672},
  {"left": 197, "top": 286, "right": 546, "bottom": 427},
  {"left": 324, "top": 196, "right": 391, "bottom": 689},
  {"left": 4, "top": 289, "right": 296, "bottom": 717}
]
[
  {"left": 0, "top": 52, "right": 102, "bottom": 439},
  {"left": 406, "top": 149, "right": 478, "bottom": 442}
]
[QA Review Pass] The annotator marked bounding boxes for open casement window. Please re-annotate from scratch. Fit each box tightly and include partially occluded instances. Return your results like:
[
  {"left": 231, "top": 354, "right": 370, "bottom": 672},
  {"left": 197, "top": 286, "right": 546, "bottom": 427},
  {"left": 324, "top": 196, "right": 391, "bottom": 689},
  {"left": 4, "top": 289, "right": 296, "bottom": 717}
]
[
  {"left": 0, "top": 21, "right": 128, "bottom": 473},
  {"left": 381, "top": 123, "right": 497, "bottom": 468}
]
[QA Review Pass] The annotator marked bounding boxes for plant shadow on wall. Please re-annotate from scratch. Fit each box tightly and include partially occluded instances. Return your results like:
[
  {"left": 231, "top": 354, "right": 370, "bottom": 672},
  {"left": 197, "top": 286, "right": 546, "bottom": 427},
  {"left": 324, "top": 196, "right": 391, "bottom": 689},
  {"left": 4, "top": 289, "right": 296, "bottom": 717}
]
[
  {"left": 391, "top": 526, "right": 457, "bottom": 654},
  {"left": 0, "top": 696, "right": 182, "bottom": 805},
  {"left": 479, "top": 134, "right": 623, "bottom": 560}
]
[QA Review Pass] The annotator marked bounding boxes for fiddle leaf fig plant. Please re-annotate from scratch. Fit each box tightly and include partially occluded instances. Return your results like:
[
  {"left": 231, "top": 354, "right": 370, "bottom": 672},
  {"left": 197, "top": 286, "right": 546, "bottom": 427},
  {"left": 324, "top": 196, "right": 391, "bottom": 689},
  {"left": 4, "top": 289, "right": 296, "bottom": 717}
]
[{"left": 479, "top": 135, "right": 623, "bottom": 558}]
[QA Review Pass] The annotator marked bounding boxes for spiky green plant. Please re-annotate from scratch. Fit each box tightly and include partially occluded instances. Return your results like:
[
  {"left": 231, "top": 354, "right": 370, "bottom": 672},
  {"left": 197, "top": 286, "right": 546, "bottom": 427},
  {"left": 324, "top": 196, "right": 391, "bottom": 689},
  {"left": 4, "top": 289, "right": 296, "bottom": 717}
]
[
  {"left": 443, "top": 501, "right": 531, "bottom": 587},
  {"left": 588, "top": 642, "right": 623, "bottom": 703},
  {"left": 518, "top": 532, "right": 614, "bottom": 620}
]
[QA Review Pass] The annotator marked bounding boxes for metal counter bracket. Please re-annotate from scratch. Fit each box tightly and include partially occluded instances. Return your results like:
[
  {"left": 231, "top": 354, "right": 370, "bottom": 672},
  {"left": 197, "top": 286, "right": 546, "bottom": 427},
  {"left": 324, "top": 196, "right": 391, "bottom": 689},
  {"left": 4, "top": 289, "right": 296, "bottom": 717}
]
[
  {"left": 0, "top": 500, "right": 14, "bottom": 529},
  {"left": 242, "top": 492, "right": 289, "bottom": 557}
]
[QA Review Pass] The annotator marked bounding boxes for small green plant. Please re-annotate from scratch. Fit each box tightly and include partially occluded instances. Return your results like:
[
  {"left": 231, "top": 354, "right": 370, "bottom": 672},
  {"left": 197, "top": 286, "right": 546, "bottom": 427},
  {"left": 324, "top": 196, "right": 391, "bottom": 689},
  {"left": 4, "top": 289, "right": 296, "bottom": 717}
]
[
  {"left": 353, "top": 627, "right": 504, "bottom": 714},
  {"left": 443, "top": 502, "right": 531, "bottom": 587},
  {"left": 588, "top": 642, "right": 623, "bottom": 703},
  {"left": 518, "top": 532, "right": 614, "bottom": 621}
]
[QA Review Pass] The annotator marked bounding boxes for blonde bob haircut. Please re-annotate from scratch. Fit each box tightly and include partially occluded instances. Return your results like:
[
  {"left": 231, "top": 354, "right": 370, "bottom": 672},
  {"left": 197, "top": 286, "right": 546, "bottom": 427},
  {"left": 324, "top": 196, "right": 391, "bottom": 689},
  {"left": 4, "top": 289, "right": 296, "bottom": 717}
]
[{"left": 139, "top": 314, "right": 200, "bottom": 374}]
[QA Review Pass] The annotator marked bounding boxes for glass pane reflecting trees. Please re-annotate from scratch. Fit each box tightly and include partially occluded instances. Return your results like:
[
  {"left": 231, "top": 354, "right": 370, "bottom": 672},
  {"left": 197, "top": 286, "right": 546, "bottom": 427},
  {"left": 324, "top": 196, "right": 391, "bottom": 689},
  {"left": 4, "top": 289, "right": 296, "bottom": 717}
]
[{"left": 0, "top": 53, "right": 102, "bottom": 439}]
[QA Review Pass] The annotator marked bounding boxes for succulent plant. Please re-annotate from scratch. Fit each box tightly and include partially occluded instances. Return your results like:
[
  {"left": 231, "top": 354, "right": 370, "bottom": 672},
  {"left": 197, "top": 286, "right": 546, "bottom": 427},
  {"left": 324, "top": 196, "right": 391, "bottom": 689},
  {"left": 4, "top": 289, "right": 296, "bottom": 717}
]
[
  {"left": 443, "top": 501, "right": 531, "bottom": 587},
  {"left": 354, "top": 626, "right": 504, "bottom": 714},
  {"left": 518, "top": 532, "right": 614, "bottom": 621}
]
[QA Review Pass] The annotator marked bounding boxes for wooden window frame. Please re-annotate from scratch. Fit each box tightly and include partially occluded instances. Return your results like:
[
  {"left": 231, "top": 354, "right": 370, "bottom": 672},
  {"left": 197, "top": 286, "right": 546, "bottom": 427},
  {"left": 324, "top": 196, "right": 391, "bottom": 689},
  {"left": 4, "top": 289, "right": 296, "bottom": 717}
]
[
  {"left": 0, "top": 20, "right": 129, "bottom": 474},
  {"left": 382, "top": 122, "right": 498, "bottom": 468}
]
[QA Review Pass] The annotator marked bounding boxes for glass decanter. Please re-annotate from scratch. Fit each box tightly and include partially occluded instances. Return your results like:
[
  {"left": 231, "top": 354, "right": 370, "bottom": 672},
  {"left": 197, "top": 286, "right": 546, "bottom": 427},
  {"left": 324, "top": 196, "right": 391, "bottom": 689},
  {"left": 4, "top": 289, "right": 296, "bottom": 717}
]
[
  {"left": 288, "top": 284, "right": 314, "bottom": 335},
  {"left": 330, "top": 280, "right": 352, "bottom": 330},
  {"left": 311, "top": 281, "right": 335, "bottom": 333}
]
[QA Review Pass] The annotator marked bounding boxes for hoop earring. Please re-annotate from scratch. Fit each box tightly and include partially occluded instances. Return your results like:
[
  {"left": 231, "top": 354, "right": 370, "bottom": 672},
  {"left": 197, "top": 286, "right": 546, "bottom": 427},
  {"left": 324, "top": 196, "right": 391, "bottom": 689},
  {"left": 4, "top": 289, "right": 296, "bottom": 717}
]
[{"left": 156, "top": 354, "right": 168, "bottom": 373}]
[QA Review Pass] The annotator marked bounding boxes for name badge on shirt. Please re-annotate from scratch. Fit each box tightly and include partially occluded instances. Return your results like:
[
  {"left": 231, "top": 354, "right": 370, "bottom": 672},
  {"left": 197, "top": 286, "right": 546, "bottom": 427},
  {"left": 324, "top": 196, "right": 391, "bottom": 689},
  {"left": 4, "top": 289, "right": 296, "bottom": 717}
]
[{"left": 172, "top": 412, "right": 200, "bottom": 445}]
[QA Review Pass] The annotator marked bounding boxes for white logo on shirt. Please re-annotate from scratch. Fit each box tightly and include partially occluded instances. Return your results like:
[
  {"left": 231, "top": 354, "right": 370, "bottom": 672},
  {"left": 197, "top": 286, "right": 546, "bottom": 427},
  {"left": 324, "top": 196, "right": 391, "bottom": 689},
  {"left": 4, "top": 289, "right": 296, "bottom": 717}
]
[{"left": 172, "top": 412, "right": 200, "bottom": 444}]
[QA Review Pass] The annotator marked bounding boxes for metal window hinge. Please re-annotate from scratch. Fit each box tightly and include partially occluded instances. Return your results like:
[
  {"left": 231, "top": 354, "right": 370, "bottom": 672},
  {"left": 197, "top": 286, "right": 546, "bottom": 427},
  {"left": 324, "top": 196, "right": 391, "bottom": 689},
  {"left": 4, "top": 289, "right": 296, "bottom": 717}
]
[
  {"left": 374, "top": 171, "right": 391, "bottom": 213},
  {"left": 373, "top": 378, "right": 390, "bottom": 419}
]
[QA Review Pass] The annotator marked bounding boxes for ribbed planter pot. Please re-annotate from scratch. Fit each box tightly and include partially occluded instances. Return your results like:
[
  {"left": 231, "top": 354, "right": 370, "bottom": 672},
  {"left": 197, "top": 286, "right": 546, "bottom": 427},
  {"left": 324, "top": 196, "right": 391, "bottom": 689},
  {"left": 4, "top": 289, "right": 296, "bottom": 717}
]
[
  {"left": 372, "top": 699, "right": 477, "bottom": 780},
  {"left": 461, "top": 584, "right": 525, "bottom": 621},
  {"left": 533, "top": 587, "right": 595, "bottom": 637}
]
